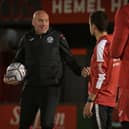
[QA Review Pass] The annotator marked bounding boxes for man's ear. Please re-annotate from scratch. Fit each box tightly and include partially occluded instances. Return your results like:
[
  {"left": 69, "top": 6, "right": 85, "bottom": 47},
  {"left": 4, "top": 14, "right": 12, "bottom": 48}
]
[
  {"left": 92, "top": 24, "right": 97, "bottom": 30},
  {"left": 92, "top": 24, "right": 98, "bottom": 33}
]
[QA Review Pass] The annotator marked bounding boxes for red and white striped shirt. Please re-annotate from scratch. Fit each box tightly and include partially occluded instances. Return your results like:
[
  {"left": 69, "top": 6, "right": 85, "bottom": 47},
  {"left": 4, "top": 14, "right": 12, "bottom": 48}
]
[{"left": 88, "top": 35, "right": 120, "bottom": 107}]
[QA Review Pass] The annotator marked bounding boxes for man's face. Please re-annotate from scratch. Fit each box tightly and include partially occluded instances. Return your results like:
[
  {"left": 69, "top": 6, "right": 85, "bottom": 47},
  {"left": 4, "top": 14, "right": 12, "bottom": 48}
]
[
  {"left": 32, "top": 11, "right": 49, "bottom": 34},
  {"left": 89, "top": 17, "right": 97, "bottom": 37},
  {"left": 89, "top": 18, "right": 94, "bottom": 36}
]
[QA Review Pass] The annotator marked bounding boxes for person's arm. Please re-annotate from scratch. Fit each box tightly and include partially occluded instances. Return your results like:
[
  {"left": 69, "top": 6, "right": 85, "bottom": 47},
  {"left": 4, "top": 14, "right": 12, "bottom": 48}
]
[
  {"left": 13, "top": 34, "right": 25, "bottom": 64},
  {"left": 90, "top": 41, "right": 108, "bottom": 99},
  {"left": 83, "top": 41, "right": 108, "bottom": 118},
  {"left": 59, "top": 33, "right": 84, "bottom": 76},
  {"left": 111, "top": 6, "right": 129, "bottom": 58},
  {"left": 88, "top": 62, "right": 105, "bottom": 100},
  {"left": 3, "top": 34, "right": 25, "bottom": 85}
]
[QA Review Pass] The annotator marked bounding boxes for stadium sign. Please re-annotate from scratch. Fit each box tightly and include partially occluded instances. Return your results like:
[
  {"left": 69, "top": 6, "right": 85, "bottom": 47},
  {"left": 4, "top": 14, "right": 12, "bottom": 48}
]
[{"left": 0, "top": 0, "right": 128, "bottom": 24}]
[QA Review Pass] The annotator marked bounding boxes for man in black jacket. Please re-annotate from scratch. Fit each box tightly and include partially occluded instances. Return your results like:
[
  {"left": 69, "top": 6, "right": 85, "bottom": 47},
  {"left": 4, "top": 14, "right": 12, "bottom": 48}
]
[{"left": 4, "top": 10, "right": 88, "bottom": 129}]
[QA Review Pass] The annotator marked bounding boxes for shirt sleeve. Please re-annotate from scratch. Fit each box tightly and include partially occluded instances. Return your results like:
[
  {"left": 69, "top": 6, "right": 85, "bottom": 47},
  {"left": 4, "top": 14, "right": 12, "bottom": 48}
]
[
  {"left": 91, "top": 40, "right": 108, "bottom": 95},
  {"left": 59, "top": 33, "right": 82, "bottom": 76},
  {"left": 13, "top": 34, "right": 25, "bottom": 64},
  {"left": 111, "top": 6, "right": 129, "bottom": 58}
]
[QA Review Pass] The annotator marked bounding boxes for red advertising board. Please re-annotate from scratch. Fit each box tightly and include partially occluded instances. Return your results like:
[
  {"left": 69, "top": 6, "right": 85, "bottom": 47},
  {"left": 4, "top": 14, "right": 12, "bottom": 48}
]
[
  {"left": 42, "top": 0, "right": 128, "bottom": 24},
  {"left": 0, "top": 0, "right": 128, "bottom": 24},
  {"left": 54, "top": 105, "right": 77, "bottom": 129},
  {"left": 0, "top": 104, "right": 77, "bottom": 129},
  {"left": 0, "top": 104, "right": 20, "bottom": 129}
]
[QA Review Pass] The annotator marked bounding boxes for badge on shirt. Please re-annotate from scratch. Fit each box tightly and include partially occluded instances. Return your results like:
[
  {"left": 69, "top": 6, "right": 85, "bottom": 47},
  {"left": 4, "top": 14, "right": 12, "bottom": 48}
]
[
  {"left": 29, "top": 37, "right": 34, "bottom": 41},
  {"left": 46, "top": 36, "right": 54, "bottom": 43}
]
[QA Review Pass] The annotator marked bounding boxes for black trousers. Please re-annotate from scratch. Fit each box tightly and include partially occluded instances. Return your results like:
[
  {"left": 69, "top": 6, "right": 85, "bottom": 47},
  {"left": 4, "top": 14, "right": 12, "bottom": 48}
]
[
  {"left": 121, "top": 121, "right": 129, "bottom": 129},
  {"left": 91, "top": 104, "right": 113, "bottom": 129},
  {"left": 19, "top": 85, "right": 61, "bottom": 129}
]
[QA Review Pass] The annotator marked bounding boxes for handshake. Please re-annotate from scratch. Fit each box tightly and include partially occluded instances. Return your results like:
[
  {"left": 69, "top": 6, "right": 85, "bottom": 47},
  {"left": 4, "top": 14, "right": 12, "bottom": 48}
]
[{"left": 81, "top": 66, "right": 90, "bottom": 78}]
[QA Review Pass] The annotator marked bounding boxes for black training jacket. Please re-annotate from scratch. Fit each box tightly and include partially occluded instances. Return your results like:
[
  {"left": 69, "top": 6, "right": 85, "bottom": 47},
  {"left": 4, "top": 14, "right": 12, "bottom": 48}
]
[{"left": 14, "top": 28, "right": 82, "bottom": 86}]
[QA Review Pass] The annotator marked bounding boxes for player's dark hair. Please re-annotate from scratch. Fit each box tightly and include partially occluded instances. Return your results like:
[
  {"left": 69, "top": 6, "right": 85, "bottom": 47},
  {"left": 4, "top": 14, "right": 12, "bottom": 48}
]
[{"left": 90, "top": 10, "right": 109, "bottom": 32}]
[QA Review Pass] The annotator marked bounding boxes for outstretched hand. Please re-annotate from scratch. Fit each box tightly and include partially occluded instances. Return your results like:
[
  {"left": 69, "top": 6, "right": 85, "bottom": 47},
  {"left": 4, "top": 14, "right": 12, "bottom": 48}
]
[{"left": 81, "top": 66, "right": 90, "bottom": 78}]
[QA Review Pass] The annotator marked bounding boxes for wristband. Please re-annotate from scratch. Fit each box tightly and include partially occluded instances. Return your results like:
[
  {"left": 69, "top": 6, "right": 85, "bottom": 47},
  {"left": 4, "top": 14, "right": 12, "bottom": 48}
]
[{"left": 87, "top": 97, "right": 94, "bottom": 103}]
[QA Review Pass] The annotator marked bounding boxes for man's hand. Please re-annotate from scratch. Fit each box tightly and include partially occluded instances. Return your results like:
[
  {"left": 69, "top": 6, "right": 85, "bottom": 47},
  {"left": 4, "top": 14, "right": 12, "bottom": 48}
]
[
  {"left": 81, "top": 67, "right": 90, "bottom": 78},
  {"left": 83, "top": 102, "right": 94, "bottom": 118},
  {"left": 3, "top": 75, "right": 20, "bottom": 85}
]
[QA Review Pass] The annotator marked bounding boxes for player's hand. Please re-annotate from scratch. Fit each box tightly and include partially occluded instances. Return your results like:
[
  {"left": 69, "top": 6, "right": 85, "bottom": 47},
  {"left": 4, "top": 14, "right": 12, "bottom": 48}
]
[
  {"left": 3, "top": 75, "right": 20, "bottom": 85},
  {"left": 81, "top": 67, "right": 90, "bottom": 78},
  {"left": 83, "top": 102, "right": 94, "bottom": 118}
]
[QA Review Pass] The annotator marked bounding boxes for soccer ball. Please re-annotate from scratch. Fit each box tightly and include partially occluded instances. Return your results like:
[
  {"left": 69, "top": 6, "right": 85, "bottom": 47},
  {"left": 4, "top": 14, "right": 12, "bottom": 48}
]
[{"left": 6, "top": 62, "right": 26, "bottom": 81}]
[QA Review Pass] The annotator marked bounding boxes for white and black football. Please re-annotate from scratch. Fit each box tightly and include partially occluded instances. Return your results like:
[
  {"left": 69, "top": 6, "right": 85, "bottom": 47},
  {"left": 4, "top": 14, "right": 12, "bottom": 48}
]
[{"left": 6, "top": 62, "right": 26, "bottom": 81}]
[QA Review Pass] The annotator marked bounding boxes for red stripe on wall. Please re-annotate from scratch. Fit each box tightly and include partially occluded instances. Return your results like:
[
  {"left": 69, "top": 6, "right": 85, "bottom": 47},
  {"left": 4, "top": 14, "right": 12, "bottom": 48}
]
[{"left": 71, "top": 48, "right": 87, "bottom": 55}]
